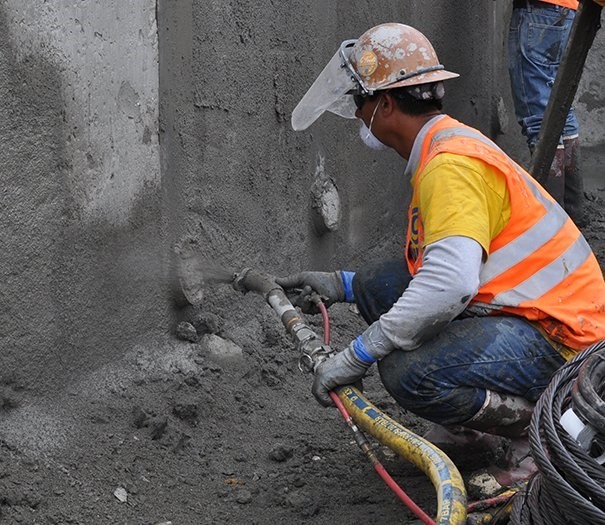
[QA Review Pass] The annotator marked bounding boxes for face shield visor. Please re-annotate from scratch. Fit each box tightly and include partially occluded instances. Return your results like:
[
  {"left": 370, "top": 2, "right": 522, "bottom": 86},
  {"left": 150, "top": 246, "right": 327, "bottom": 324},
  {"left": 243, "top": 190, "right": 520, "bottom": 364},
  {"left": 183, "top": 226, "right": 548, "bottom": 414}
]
[{"left": 291, "top": 40, "right": 362, "bottom": 131}]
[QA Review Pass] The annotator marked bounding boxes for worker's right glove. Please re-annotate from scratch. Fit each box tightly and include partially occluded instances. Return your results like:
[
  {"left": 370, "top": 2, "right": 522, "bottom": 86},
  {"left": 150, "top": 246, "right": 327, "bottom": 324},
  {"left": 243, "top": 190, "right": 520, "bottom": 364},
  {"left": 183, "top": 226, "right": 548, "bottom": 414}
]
[
  {"left": 276, "top": 271, "right": 346, "bottom": 314},
  {"left": 312, "top": 342, "right": 371, "bottom": 406}
]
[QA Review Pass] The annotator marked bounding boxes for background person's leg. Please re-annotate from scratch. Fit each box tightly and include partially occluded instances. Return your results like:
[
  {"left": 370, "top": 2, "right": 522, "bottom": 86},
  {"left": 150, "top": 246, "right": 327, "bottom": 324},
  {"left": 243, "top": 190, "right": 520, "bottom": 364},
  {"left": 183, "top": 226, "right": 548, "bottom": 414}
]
[
  {"left": 540, "top": 146, "right": 566, "bottom": 205},
  {"left": 563, "top": 136, "right": 586, "bottom": 227},
  {"left": 507, "top": 4, "right": 576, "bottom": 147},
  {"left": 508, "top": 3, "right": 583, "bottom": 217}
]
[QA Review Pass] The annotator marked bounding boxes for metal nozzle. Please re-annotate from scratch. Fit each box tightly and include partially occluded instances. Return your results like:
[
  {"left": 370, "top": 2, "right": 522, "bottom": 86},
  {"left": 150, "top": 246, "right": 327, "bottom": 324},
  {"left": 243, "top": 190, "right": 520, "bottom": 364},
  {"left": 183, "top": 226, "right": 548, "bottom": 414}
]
[
  {"left": 232, "top": 268, "right": 252, "bottom": 294},
  {"left": 231, "top": 268, "right": 281, "bottom": 298}
]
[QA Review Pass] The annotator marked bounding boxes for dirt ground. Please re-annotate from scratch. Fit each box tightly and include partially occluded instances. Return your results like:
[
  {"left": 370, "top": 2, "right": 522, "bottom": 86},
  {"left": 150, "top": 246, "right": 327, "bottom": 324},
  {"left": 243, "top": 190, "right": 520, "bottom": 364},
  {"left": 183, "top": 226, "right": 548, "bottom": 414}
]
[{"left": 1, "top": 189, "right": 604, "bottom": 525}]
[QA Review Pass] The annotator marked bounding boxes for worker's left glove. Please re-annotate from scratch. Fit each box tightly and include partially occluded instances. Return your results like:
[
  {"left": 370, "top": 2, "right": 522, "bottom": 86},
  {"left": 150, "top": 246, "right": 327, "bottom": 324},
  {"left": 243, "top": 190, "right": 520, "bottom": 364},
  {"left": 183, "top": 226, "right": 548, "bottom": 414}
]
[
  {"left": 312, "top": 342, "right": 372, "bottom": 407},
  {"left": 276, "top": 271, "right": 347, "bottom": 314}
]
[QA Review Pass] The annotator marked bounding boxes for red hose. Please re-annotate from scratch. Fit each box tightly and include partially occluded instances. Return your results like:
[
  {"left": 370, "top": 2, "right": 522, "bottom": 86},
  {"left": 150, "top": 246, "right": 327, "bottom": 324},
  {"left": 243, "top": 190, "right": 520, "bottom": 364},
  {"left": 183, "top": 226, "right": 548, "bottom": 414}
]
[
  {"left": 329, "top": 390, "right": 435, "bottom": 524},
  {"left": 466, "top": 490, "right": 518, "bottom": 513},
  {"left": 317, "top": 301, "right": 435, "bottom": 525},
  {"left": 318, "top": 299, "right": 331, "bottom": 344}
]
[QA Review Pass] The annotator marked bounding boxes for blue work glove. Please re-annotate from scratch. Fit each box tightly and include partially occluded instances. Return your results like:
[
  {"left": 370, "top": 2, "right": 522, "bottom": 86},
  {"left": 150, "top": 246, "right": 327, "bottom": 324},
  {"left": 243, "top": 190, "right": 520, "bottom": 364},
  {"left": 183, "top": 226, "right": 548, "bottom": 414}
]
[
  {"left": 276, "top": 271, "right": 352, "bottom": 313},
  {"left": 312, "top": 342, "right": 372, "bottom": 406}
]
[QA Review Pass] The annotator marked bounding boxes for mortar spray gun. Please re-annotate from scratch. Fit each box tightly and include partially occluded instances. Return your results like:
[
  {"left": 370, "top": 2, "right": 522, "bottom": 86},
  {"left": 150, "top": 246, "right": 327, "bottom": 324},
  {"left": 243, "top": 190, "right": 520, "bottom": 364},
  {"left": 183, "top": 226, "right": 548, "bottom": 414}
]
[{"left": 231, "top": 267, "right": 332, "bottom": 374}]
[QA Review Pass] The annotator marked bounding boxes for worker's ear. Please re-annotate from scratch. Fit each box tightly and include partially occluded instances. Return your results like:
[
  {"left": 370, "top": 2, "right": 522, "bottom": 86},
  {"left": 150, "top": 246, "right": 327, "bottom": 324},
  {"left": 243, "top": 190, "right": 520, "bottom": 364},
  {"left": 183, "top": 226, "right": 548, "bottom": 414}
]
[{"left": 380, "top": 92, "right": 397, "bottom": 118}]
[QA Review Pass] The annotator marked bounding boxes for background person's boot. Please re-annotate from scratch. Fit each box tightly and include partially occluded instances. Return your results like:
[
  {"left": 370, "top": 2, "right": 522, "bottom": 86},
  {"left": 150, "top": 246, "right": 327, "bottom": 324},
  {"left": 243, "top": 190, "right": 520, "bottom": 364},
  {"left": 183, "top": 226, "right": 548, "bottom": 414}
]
[
  {"left": 562, "top": 136, "right": 587, "bottom": 227},
  {"left": 536, "top": 146, "right": 566, "bottom": 207}
]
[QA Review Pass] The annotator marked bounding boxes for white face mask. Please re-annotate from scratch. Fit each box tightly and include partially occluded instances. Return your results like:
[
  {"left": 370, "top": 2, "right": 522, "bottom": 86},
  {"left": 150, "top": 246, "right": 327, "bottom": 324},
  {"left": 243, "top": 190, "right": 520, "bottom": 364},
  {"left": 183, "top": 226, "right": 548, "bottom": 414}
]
[
  {"left": 359, "top": 122, "right": 388, "bottom": 150},
  {"left": 358, "top": 96, "right": 388, "bottom": 151}
]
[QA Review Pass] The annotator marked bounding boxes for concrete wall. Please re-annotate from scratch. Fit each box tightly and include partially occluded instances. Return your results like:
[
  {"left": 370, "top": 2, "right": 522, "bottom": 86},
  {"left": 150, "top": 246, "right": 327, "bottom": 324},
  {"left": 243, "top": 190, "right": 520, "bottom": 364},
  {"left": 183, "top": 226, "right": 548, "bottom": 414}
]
[
  {"left": 0, "top": 1, "right": 163, "bottom": 395},
  {"left": 159, "top": 0, "right": 503, "bottom": 280}
]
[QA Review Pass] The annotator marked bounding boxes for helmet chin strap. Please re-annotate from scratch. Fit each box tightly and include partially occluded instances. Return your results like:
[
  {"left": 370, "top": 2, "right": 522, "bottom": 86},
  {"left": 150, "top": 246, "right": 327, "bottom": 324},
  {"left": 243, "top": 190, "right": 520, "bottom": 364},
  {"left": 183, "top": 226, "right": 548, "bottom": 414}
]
[
  {"left": 360, "top": 95, "right": 389, "bottom": 151},
  {"left": 368, "top": 95, "right": 384, "bottom": 135}
]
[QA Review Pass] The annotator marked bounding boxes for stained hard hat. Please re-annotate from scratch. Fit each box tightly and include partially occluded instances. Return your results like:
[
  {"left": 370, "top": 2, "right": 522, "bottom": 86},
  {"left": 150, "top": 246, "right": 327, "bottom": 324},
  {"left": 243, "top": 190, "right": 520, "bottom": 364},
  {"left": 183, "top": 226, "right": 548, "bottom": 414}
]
[
  {"left": 348, "top": 23, "right": 459, "bottom": 94},
  {"left": 291, "top": 22, "right": 459, "bottom": 130}
]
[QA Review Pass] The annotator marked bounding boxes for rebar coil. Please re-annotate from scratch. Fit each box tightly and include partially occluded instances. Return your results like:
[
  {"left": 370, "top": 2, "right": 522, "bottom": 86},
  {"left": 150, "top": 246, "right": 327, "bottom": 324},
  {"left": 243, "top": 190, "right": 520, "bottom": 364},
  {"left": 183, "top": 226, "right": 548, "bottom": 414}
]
[{"left": 511, "top": 340, "right": 605, "bottom": 524}]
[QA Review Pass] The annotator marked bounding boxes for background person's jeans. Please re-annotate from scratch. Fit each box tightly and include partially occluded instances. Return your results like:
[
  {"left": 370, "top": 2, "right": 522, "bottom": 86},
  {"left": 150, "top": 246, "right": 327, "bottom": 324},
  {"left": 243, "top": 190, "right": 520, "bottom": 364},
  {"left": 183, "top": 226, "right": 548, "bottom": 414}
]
[
  {"left": 508, "top": 2, "right": 578, "bottom": 148},
  {"left": 353, "top": 260, "right": 566, "bottom": 425}
]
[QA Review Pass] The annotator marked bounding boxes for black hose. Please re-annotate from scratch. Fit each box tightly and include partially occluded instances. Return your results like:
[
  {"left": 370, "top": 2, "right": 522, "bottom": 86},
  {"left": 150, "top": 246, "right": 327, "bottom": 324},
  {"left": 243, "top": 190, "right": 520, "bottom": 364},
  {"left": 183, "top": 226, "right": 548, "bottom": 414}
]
[{"left": 511, "top": 340, "right": 605, "bottom": 524}]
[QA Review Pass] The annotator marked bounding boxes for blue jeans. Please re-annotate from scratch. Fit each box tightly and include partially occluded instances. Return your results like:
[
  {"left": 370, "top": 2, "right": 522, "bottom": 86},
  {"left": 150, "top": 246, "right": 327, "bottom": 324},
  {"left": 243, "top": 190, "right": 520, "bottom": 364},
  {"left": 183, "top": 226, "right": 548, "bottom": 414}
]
[
  {"left": 508, "top": 2, "right": 579, "bottom": 148},
  {"left": 353, "top": 260, "right": 565, "bottom": 425}
]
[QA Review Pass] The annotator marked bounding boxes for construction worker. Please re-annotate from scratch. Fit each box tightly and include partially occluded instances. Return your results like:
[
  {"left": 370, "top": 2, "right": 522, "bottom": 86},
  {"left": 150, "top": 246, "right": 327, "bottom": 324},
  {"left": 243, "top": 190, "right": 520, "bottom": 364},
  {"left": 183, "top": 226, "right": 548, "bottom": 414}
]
[
  {"left": 508, "top": 0, "right": 585, "bottom": 225},
  {"left": 279, "top": 22, "right": 605, "bottom": 493}
]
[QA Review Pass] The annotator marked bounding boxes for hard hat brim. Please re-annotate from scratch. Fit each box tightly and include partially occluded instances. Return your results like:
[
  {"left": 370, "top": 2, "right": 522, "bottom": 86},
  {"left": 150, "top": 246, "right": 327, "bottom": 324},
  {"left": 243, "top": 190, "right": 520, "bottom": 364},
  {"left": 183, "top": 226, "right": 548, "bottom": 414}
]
[{"left": 380, "top": 69, "right": 460, "bottom": 91}]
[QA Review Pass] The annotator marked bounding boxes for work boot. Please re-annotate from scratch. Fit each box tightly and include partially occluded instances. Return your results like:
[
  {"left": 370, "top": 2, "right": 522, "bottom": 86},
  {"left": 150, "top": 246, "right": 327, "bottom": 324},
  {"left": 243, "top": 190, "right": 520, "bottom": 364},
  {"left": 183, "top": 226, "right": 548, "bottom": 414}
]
[
  {"left": 423, "top": 424, "right": 503, "bottom": 452},
  {"left": 422, "top": 424, "right": 505, "bottom": 470},
  {"left": 537, "top": 146, "right": 565, "bottom": 207},
  {"left": 490, "top": 437, "right": 536, "bottom": 486},
  {"left": 562, "top": 137, "right": 587, "bottom": 228},
  {"left": 463, "top": 390, "right": 534, "bottom": 438},
  {"left": 462, "top": 390, "right": 537, "bottom": 498}
]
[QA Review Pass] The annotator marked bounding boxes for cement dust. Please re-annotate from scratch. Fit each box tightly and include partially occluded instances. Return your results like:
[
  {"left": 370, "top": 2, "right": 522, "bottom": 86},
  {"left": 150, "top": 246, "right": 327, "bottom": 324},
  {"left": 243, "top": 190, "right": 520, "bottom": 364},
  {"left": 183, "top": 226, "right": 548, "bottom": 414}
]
[{"left": 175, "top": 244, "right": 235, "bottom": 305}]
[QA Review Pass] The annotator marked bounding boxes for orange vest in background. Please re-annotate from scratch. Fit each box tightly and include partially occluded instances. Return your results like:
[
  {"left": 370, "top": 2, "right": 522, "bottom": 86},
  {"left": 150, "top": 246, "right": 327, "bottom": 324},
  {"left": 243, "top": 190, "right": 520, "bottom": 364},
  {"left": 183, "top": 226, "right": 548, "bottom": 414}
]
[
  {"left": 405, "top": 116, "right": 605, "bottom": 351},
  {"left": 536, "top": 0, "right": 578, "bottom": 9}
]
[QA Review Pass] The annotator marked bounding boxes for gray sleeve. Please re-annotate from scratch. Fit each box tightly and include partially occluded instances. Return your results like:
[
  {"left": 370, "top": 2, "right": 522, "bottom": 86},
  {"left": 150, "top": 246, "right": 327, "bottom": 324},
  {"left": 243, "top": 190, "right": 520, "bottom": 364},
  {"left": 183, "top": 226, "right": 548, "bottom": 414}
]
[{"left": 359, "top": 235, "right": 484, "bottom": 358}]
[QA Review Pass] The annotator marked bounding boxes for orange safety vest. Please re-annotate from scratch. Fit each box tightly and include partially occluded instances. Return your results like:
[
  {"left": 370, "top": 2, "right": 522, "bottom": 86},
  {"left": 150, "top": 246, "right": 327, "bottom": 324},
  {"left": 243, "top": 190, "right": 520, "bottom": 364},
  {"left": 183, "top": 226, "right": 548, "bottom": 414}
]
[{"left": 405, "top": 115, "right": 605, "bottom": 351}]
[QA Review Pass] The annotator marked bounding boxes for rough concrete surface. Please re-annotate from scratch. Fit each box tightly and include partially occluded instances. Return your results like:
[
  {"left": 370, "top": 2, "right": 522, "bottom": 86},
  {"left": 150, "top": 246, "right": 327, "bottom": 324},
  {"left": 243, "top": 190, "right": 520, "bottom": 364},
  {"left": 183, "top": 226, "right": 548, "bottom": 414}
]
[
  {"left": 0, "top": 0, "right": 166, "bottom": 393},
  {"left": 0, "top": 1, "right": 603, "bottom": 524}
]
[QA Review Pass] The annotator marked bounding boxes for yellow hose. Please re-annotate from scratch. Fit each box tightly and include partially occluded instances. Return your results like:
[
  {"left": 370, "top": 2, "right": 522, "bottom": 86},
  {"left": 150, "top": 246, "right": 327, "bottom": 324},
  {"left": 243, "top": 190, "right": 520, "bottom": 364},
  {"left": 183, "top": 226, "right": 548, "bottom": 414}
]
[
  {"left": 336, "top": 385, "right": 467, "bottom": 525},
  {"left": 230, "top": 274, "right": 468, "bottom": 523}
]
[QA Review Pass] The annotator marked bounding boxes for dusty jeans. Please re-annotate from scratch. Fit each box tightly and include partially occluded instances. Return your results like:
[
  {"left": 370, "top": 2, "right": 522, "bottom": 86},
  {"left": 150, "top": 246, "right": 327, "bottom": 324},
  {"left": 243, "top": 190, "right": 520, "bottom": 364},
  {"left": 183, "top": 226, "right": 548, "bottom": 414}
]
[
  {"left": 508, "top": 2, "right": 587, "bottom": 226},
  {"left": 352, "top": 260, "right": 565, "bottom": 425},
  {"left": 508, "top": 1, "right": 578, "bottom": 147}
]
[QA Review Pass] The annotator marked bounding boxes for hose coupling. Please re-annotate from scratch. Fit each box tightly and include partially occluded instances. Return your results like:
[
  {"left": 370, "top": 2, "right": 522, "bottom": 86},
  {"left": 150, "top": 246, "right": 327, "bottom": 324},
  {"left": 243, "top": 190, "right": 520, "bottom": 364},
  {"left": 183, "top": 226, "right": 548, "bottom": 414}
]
[{"left": 298, "top": 338, "right": 333, "bottom": 374}]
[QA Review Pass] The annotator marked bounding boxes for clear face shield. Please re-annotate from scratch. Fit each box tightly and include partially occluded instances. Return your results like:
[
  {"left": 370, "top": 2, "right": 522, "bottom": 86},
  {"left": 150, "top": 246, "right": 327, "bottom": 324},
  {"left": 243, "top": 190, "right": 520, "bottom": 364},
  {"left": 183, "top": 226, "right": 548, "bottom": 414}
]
[{"left": 291, "top": 40, "right": 363, "bottom": 131}]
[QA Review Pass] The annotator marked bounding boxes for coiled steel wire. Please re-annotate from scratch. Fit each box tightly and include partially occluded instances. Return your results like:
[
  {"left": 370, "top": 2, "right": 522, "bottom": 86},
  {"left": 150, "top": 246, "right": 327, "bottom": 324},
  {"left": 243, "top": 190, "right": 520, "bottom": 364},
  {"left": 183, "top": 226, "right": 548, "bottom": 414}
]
[{"left": 511, "top": 340, "right": 605, "bottom": 524}]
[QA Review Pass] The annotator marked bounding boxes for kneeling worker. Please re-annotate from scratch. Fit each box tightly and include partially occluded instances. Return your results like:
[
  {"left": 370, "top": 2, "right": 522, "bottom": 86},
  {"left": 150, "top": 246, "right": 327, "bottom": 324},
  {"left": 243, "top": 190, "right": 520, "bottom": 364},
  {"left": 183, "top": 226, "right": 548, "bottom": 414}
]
[{"left": 278, "top": 22, "right": 605, "bottom": 491}]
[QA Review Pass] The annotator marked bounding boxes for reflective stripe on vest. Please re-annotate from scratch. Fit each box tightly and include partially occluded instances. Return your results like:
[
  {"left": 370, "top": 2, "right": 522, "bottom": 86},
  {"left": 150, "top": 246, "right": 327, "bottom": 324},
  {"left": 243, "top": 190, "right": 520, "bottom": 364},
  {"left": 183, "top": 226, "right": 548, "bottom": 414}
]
[
  {"left": 494, "top": 234, "right": 592, "bottom": 306},
  {"left": 406, "top": 115, "right": 605, "bottom": 350}
]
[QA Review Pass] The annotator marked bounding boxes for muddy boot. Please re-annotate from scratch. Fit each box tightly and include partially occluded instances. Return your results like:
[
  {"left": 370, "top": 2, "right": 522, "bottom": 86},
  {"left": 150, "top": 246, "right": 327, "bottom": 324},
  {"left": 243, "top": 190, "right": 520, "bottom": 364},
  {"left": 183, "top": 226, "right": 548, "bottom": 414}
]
[
  {"left": 563, "top": 137, "right": 587, "bottom": 228},
  {"left": 536, "top": 146, "right": 565, "bottom": 207},
  {"left": 464, "top": 390, "right": 534, "bottom": 438},
  {"left": 463, "top": 391, "right": 537, "bottom": 498},
  {"left": 467, "top": 438, "right": 536, "bottom": 499},
  {"left": 491, "top": 437, "right": 535, "bottom": 485},
  {"left": 422, "top": 424, "right": 505, "bottom": 470},
  {"left": 423, "top": 424, "right": 504, "bottom": 455}
]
